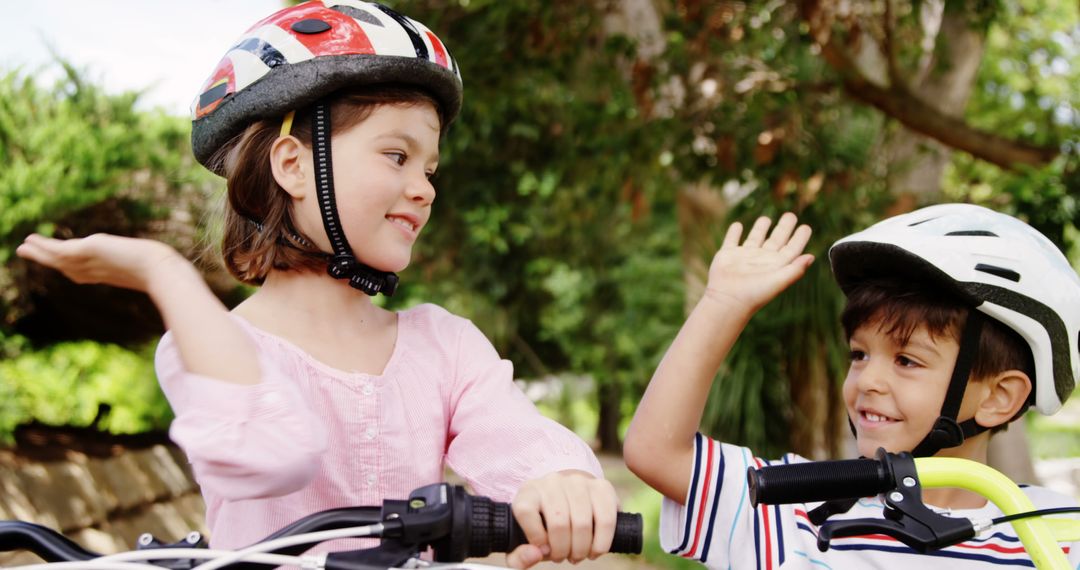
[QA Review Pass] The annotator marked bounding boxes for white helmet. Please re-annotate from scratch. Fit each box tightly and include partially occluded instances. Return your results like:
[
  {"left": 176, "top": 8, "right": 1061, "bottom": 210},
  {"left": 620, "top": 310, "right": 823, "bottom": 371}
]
[{"left": 830, "top": 203, "right": 1079, "bottom": 415}]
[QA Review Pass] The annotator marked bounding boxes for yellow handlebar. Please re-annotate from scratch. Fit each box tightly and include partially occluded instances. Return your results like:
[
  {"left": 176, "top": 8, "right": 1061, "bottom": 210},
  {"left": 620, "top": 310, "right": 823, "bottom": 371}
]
[{"left": 915, "top": 457, "right": 1076, "bottom": 570}]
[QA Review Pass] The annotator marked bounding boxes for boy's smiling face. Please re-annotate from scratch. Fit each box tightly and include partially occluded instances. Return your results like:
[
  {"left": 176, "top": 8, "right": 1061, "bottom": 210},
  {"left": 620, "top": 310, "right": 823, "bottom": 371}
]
[{"left": 843, "top": 319, "right": 979, "bottom": 458}]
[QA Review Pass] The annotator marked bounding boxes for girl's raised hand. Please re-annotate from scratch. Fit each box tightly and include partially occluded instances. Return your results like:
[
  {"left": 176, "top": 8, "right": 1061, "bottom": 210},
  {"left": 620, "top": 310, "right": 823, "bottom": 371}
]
[
  {"left": 16, "top": 233, "right": 186, "bottom": 294},
  {"left": 705, "top": 212, "right": 814, "bottom": 312},
  {"left": 507, "top": 470, "right": 619, "bottom": 568}
]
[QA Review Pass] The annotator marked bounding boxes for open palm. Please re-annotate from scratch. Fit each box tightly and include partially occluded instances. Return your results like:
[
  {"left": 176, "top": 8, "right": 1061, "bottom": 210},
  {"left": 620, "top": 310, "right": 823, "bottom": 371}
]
[
  {"left": 16, "top": 233, "right": 183, "bottom": 293},
  {"left": 706, "top": 212, "right": 815, "bottom": 311}
]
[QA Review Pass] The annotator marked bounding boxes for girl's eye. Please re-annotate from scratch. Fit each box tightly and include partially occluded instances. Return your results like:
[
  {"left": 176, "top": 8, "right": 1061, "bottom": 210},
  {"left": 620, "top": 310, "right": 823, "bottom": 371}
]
[
  {"left": 386, "top": 152, "right": 407, "bottom": 166},
  {"left": 426, "top": 170, "right": 438, "bottom": 180}
]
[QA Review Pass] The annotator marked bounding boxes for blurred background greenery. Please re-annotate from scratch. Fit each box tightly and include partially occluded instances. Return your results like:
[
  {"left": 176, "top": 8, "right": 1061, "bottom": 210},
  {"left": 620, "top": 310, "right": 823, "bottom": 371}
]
[{"left": 1, "top": 0, "right": 1077, "bottom": 567}]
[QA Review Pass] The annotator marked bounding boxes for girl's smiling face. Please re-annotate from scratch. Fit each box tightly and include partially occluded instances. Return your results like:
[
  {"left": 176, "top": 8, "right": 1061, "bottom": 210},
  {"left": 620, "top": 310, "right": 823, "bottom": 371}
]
[
  {"left": 292, "top": 101, "right": 442, "bottom": 273},
  {"left": 842, "top": 320, "right": 979, "bottom": 457}
]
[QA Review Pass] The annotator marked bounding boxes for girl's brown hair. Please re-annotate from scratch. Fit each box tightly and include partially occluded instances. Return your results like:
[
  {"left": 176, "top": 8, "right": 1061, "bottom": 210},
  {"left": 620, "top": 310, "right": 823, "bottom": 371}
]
[{"left": 209, "top": 85, "right": 444, "bottom": 285}]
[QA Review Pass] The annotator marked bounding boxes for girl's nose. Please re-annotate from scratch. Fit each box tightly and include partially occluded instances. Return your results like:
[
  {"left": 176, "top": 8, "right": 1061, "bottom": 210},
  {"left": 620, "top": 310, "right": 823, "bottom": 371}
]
[{"left": 406, "top": 175, "right": 435, "bottom": 205}]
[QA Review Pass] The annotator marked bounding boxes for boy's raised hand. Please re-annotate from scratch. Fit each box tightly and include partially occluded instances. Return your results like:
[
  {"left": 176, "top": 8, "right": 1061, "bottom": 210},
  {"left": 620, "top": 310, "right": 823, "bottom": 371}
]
[
  {"left": 16, "top": 233, "right": 186, "bottom": 293},
  {"left": 705, "top": 212, "right": 814, "bottom": 312}
]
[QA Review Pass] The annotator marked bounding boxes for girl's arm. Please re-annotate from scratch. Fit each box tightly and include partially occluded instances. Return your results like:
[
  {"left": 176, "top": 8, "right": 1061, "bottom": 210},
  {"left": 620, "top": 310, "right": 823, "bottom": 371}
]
[
  {"left": 18, "top": 233, "right": 327, "bottom": 498},
  {"left": 441, "top": 315, "right": 615, "bottom": 567},
  {"left": 17, "top": 233, "right": 259, "bottom": 385},
  {"left": 624, "top": 213, "right": 814, "bottom": 503}
]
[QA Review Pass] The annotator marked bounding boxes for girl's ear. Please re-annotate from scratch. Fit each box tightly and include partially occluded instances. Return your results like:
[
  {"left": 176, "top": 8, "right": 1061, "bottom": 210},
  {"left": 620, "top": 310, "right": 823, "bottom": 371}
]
[
  {"left": 973, "top": 370, "right": 1032, "bottom": 429},
  {"left": 270, "top": 135, "right": 310, "bottom": 199}
]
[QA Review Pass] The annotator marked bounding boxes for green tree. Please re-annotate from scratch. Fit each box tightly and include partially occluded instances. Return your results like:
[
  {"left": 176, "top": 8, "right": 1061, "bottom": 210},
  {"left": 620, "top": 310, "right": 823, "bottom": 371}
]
[{"left": 0, "top": 63, "right": 218, "bottom": 442}]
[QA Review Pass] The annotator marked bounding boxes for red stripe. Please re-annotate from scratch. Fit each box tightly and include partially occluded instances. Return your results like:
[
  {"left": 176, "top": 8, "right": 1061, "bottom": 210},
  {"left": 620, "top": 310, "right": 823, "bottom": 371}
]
[
  {"left": 683, "top": 439, "right": 715, "bottom": 558},
  {"left": 797, "top": 507, "right": 1068, "bottom": 557},
  {"left": 426, "top": 31, "right": 449, "bottom": 68},
  {"left": 833, "top": 533, "right": 1031, "bottom": 555},
  {"left": 755, "top": 458, "right": 774, "bottom": 570},
  {"left": 271, "top": 3, "right": 375, "bottom": 56}
]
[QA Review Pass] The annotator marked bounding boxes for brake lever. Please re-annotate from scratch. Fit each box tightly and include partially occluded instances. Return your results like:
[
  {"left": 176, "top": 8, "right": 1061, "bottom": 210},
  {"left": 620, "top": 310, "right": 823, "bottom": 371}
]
[{"left": 816, "top": 452, "right": 974, "bottom": 553}]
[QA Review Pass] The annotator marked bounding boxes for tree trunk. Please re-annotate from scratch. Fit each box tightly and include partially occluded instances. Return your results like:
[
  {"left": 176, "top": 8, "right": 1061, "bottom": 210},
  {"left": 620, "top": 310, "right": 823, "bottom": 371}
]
[
  {"left": 596, "top": 380, "right": 623, "bottom": 453},
  {"left": 884, "top": 1, "right": 986, "bottom": 204},
  {"left": 594, "top": 0, "right": 673, "bottom": 454},
  {"left": 877, "top": 3, "right": 1041, "bottom": 481},
  {"left": 987, "top": 421, "right": 1040, "bottom": 485}
]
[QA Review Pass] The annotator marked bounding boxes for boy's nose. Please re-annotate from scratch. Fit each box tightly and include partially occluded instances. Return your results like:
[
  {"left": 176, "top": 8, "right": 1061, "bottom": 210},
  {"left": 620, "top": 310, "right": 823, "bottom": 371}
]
[{"left": 855, "top": 361, "right": 890, "bottom": 393}]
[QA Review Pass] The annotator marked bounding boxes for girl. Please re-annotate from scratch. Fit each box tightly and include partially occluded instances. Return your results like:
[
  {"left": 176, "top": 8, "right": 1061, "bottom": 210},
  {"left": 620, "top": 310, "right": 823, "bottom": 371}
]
[{"left": 16, "top": 2, "right": 618, "bottom": 567}]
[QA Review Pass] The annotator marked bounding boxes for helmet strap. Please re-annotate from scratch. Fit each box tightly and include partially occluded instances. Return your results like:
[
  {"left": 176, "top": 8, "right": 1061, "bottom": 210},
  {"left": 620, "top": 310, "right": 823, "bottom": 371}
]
[
  {"left": 310, "top": 101, "right": 399, "bottom": 296},
  {"left": 910, "top": 311, "right": 988, "bottom": 457}
]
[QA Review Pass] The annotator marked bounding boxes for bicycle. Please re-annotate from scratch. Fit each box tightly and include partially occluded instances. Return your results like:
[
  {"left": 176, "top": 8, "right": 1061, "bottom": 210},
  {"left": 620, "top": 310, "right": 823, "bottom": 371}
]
[
  {"left": 0, "top": 482, "right": 643, "bottom": 569},
  {"left": 747, "top": 448, "right": 1080, "bottom": 570}
]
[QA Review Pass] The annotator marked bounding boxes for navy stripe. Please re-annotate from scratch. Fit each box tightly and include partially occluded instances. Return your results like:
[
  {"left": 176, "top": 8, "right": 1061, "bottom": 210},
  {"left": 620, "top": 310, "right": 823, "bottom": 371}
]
[
  {"left": 753, "top": 467, "right": 761, "bottom": 570},
  {"left": 774, "top": 503, "right": 785, "bottom": 566},
  {"left": 778, "top": 452, "right": 793, "bottom": 564},
  {"left": 830, "top": 543, "right": 1035, "bottom": 567},
  {"left": 233, "top": 38, "right": 287, "bottom": 68},
  {"left": 374, "top": 4, "right": 429, "bottom": 59},
  {"left": 699, "top": 441, "right": 724, "bottom": 563},
  {"left": 672, "top": 433, "right": 703, "bottom": 554},
  {"left": 798, "top": 523, "right": 1030, "bottom": 565},
  {"left": 971, "top": 531, "right": 1022, "bottom": 544}
]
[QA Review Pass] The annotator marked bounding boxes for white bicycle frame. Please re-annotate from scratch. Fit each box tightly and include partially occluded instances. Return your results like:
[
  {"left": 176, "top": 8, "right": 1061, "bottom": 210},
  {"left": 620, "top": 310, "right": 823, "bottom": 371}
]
[{"left": 5, "top": 523, "right": 513, "bottom": 570}]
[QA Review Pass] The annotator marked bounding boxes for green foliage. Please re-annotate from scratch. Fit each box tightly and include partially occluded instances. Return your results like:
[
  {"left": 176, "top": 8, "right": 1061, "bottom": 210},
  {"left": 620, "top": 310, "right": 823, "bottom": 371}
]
[
  {"left": 0, "top": 63, "right": 193, "bottom": 263},
  {"left": 382, "top": 1, "right": 685, "bottom": 445},
  {"left": 2, "top": 1, "right": 1075, "bottom": 466},
  {"left": 944, "top": 0, "right": 1080, "bottom": 248},
  {"left": 0, "top": 340, "right": 171, "bottom": 444},
  {"left": 0, "top": 62, "right": 205, "bottom": 443}
]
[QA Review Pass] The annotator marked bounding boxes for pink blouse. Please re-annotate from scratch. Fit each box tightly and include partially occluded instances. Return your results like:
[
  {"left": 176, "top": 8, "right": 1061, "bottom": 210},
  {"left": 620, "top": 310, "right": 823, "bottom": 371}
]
[{"left": 155, "top": 303, "right": 603, "bottom": 549}]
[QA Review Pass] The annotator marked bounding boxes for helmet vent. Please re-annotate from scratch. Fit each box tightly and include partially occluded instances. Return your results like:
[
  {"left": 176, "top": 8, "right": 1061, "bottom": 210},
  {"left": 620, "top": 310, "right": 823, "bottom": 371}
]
[
  {"left": 975, "top": 263, "right": 1020, "bottom": 282},
  {"left": 198, "top": 82, "right": 229, "bottom": 110},
  {"left": 331, "top": 5, "right": 384, "bottom": 27},
  {"left": 908, "top": 216, "right": 940, "bottom": 227},
  {"left": 291, "top": 19, "right": 332, "bottom": 35},
  {"left": 947, "top": 230, "right": 998, "bottom": 237}
]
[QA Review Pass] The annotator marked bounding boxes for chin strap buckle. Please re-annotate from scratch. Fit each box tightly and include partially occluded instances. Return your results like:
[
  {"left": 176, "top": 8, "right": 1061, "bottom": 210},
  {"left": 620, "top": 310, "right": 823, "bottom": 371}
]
[{"left": 325, "top": 254, "right": 399, "bottom": 296}]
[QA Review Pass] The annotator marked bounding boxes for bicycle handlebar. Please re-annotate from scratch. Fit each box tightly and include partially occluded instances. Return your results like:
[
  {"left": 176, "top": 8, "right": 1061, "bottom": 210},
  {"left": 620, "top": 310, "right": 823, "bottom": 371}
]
[
  {"left": 746, "top": 448, "right": 1077, "bottom": 570},
  {"left": 0, "top": 483, "right": 643, "bottom": 569}
]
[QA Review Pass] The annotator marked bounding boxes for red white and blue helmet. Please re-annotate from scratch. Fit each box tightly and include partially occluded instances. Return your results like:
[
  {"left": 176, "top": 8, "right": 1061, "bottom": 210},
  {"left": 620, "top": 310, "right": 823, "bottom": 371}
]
[
  {"left": 191, "top": 0, "right": 462, "bottom": 174},
  {"left": 830, "top": 203, "right": 1080, "bottom": 415}
]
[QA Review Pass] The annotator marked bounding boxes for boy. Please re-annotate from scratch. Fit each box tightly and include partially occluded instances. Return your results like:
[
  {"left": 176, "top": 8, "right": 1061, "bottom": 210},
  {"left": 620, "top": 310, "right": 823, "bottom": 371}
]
[{"left": 625, "top": 204, "right": 1080, "bottom": 568}]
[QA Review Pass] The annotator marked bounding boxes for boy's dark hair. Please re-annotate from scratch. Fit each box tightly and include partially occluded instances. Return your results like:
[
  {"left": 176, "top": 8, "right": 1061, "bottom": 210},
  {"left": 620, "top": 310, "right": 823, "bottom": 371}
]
[
  {"left": 840, "top": 279, "right": 1035, "bottom": 432},
  {"left": 210, "top": 84, "right": 444, "bottom": 285}
]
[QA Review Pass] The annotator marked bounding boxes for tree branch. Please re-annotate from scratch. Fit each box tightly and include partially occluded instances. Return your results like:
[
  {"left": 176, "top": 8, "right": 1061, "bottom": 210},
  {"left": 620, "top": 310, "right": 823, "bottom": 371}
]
[
  {"left": 803, "top": 1, "right": 1059, "bottom": 170},
  {"left": 882, "top": 0, "right": 906, "bottom": 89}
]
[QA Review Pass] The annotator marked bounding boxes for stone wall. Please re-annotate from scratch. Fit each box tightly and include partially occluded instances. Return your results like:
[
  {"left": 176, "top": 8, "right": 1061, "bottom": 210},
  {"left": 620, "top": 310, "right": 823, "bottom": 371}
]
[{"left": 0, "top": 436, "right": 205, "bottom": 566}]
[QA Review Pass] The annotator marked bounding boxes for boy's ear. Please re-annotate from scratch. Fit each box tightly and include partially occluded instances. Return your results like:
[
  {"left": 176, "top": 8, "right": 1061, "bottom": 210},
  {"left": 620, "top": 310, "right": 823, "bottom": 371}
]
[
  {"left": 973, "top": 370, "right": 1032, "bottom": 429},
  {"left": 269, "top": 135, "right": 310, "bottom": 199}
]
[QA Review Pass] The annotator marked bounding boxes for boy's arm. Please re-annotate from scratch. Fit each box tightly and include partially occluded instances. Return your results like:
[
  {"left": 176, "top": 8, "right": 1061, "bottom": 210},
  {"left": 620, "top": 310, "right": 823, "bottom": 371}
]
[{"left": 624, "top": 213, "right": 813, "bottom": 503}]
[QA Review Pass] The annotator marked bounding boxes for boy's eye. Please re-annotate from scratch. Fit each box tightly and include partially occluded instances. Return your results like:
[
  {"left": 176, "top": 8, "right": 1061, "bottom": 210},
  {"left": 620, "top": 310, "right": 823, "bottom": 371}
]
[
  {"left": 848, "top": 350, "right": 867, "bottom": 362},
  {"left": 896, "top": 355, "right": 919, "bottom": 367}
]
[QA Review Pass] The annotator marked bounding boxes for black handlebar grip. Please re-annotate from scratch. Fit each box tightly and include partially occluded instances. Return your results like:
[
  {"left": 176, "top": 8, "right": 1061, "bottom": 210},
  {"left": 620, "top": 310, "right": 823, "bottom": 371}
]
[
  {"left": 747, "top": 458, "right": 894, "bottom": 507},
  {"left": 507, "top": 512, "right": 643, "bottom": 555},
  {"left": 458, "top": 495, "right": 642, "bottom": 559}
]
